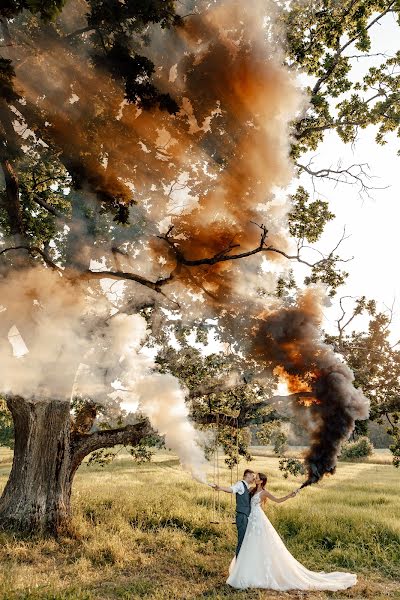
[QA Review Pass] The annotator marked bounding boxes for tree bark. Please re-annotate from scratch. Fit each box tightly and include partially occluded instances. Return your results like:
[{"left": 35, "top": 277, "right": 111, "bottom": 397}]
[
  {"left": 0, "top": 397, "right": 72, "bottom": 534},
  {"left": 0, "top": 396, "right": 151, "bottom": 535},
  {"left": 0, "top": 159, "right": 24, "bottom": 248}
]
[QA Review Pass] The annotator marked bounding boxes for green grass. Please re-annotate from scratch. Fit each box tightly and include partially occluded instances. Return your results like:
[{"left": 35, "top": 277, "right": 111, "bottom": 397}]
[{"left": 0, "top": 450, "right": 399, "bottom": 600}]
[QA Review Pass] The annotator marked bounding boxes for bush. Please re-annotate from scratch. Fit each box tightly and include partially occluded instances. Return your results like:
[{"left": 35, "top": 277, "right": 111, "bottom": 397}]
[
  {"left": 279, "top": 457, "right": 305, "bottom": 478},
  {"left": 340, "top": 436, "right": 374, "bottom": 460}
]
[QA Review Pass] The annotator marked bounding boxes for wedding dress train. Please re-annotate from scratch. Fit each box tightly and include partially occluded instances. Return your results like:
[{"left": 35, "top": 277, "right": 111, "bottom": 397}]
[{"left": 227, "top": 491, "right": 357, "bottom": 591}]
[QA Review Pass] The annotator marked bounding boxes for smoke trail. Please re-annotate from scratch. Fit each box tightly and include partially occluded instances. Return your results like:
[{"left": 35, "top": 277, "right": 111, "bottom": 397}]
[
  {"left": 0, "top": 270, "right": 208, "bottom": 480},
  {"left": 92, "top": 313, "right": 209, "bottom": 482},
  {"left": 253, "top": 288, "right": 369, "bottom": 485},
  {"left": 0, "top": 268, "right": 94, "bottom": 400}
]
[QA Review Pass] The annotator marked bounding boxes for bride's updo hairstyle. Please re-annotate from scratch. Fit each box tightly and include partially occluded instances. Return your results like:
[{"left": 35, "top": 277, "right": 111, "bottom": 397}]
[{"left": 251, "top": 472, "right": 267, "bottom": 496}]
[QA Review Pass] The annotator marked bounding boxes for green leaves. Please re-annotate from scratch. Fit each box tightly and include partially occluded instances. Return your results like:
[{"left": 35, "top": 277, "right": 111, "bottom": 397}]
[
  {"left": 286, "top": 0, "right": 400, "bottom": 154},
  {"left": 288, "top": 187, "right": 346, "bottom": 296},
  {"left": 155, "top": 331, "right": 279, "bottom": 467},
  {"left": 327, "top": 299, "right": 400, "bottom": 467},
  {"left": 0, "top": 58, "right": 18, "bottom": 103},
  {"left": 87, "top": 0, "right": 179, "bottom": 113},
  {"left": 0, "top": 0, "right": 67, "bottom": 20},
  {"left": 289, "top": 186, "right": 334, "bottom": 243},
  {"left": 278, "top": 457, "right": 305, "bottom": 479}
]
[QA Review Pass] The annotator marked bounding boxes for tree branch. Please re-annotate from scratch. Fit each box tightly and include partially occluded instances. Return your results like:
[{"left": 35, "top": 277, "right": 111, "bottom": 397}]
[
  {"left": 159, "top": 223, "right": 351, "bottom": 276},
  {"left": 64, "top": 26, "right": 95, "bottom": 41},
  {"left": 194, "top": 409, "right": 282, "bottom": 428},
  {"left": 295, "top": 118, "right": 370, "bottom": 140},
  {"left": 0, "top": 159, "right": 24, "bottom": 238},
  {"left": 70, "top": 420, "right": 152, "bottom": 475},
  {"left": 193, "top": 393, "right": 312, "bottom": 428},
  {"left": 296, "top": 159, "right": 388, "bottom": 199},
  {"left": 76, "top": 269, "right": 174, "bottom": 292},
  {"left": 0, "top": 244, "right": 61, "bottom": 270},
  {"left": 31, "top": 195, "right": 67, "bottom": 220},
  {"left": 158, "top": 224, "right": 263, "bottom": 266},
  {"left": 311, "top": 1, "right": 397, "bottom": 97}
]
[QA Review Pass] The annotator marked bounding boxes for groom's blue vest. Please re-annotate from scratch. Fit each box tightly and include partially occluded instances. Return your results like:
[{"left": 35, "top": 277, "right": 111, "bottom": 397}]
[{"left": 236, "top": 481, "right": 251, "bottom": 516}]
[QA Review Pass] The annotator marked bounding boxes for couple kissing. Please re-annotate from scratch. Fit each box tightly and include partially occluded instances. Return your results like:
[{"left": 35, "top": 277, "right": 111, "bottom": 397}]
[{"left": 212, "top": 468, "right": 356, "bottom": 591}]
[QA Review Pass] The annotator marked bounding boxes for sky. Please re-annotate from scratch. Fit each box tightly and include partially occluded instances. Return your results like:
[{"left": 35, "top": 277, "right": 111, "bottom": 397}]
[{"left": 293, "top": 11, "right": 400, "bottom": 341}]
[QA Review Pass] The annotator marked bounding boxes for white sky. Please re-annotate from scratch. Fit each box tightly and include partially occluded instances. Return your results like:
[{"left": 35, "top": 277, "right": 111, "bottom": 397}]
[{"left": 294, "top": 12, "right": 400, "bottom": 340}]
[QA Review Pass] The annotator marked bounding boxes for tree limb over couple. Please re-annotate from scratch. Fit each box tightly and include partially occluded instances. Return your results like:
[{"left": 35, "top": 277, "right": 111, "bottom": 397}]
[{"left": 212, "top": 469, "right": 357, "bottom": 591}]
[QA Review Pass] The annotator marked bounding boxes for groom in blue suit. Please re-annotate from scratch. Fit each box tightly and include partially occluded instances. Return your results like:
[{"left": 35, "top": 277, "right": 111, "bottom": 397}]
[{"left": 213, "top": 469, "right": 255, "bottom": 556}]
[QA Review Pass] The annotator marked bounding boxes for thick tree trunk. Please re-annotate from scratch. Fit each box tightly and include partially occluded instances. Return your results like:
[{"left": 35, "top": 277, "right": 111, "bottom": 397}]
[
  {"left": 0, "top": 397, "right": 73, "bottom": 534},
  {"left": 0, "top": 395, "right": 151, "bottom": 535}
]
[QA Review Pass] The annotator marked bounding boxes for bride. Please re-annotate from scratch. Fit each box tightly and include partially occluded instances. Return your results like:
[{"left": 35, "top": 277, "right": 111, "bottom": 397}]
[{"left": 226, "top": 472, "right": 357, "bottom": 591}]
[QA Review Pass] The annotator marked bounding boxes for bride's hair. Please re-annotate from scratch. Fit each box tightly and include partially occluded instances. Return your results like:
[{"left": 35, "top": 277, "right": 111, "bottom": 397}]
[{"left": 251, "top": 472, "right": 267, "bottom": 496}]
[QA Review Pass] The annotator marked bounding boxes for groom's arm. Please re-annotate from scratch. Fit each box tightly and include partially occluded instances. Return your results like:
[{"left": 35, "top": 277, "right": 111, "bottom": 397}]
[
  {"left": 211, "top": 484, "right": 233, "bottom": 493},
  {"left": 213, "top": 480, "right": 245, "bottom": 494}
]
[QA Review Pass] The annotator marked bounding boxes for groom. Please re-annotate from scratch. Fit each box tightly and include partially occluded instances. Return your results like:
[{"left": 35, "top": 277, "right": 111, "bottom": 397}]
[{"left": 213, "top": 469, "right": 255, "bottom": 556}]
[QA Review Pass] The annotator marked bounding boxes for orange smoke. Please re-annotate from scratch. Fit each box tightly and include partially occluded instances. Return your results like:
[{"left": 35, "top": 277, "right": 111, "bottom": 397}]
[
  {"left": 5, "top": 0, "right": 300, "bottom": 303},
  {"left": 273, "top": 366, "right": 311, "bottom": 393}
]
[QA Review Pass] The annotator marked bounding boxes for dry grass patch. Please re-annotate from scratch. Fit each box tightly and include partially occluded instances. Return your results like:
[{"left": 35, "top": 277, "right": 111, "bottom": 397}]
[{"left": 0, "top": 451, "right": 398, "bottom": 599}]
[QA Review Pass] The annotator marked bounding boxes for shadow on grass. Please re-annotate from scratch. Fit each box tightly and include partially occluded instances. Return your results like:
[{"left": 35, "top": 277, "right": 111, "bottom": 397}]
[{"left": 129, "top": 514, "right": 222, "bottom": 541}]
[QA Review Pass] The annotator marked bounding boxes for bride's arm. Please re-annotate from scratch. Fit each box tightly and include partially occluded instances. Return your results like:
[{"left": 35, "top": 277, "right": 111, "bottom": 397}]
[{"left": 260, "top": 489, "right": 298, "bottom": 503}]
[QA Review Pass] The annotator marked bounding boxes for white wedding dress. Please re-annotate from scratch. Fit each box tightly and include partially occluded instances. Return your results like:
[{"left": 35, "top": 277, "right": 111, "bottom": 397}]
[{"left": 227, "top": 491, "right": 357, "bottom": 591}]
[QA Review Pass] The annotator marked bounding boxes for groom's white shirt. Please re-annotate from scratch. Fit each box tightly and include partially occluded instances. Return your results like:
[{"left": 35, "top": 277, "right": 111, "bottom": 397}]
[{"left": 230, "top": 480, "right": 250, "bottom": 495}]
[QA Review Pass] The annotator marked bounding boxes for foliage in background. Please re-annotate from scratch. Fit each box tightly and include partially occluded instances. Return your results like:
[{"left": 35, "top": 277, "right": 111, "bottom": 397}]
[
  {"left": 0, "top": 398, "right": 13, "bottom": 449},
  {"left": 340, "top": 435, "right": 374, "bottom": 460},
  {"left": 326, "top": 298, "right": 400, "bottom": 467}
]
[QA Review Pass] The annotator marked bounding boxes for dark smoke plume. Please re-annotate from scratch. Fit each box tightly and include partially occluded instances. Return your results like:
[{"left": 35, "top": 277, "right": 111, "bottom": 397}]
[{"left": 254, "top": 289, "right": 369, "bottom": 486}]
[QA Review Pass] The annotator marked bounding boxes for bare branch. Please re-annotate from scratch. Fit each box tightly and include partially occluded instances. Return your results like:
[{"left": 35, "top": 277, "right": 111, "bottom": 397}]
[
  {"left": 267, "top": 227, "right": 352, "bottom": 269},
  {"left": 296, "top": 158, "right": 389, "bottom": 200},
  {"left": 159, "top": 223, "right": 269, "bottom": 267},
  {"left": 76, "top": 268, "right": 173, "bottom": 292},
  {"left": 158, "top": 223, "right": 352, "bottom": 282},
  {"left": 336, "top": 296, "right": 360, "bottom": 343},
  {"left": 346, "top": 52, "right": 392, "bottom": 60}
]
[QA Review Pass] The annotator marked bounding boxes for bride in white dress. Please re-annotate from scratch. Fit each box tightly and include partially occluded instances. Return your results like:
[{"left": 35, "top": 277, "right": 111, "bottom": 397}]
[{"left": 226, "top": 473, "right": 357, "bottom": 591}]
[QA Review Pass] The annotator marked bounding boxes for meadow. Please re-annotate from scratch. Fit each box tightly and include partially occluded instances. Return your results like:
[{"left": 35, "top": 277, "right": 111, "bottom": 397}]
[{"left": 0, "top": 447, "right": 399, "bottom": 600}]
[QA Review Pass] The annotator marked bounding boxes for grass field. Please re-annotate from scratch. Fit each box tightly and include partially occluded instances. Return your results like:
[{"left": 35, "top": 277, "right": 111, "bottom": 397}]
[{"left": 0, "top": 447, "right": 399, "bottom": 600}]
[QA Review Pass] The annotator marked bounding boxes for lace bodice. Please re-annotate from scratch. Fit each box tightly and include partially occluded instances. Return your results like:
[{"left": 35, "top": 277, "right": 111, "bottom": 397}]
[{"left": 250, "top": 491, "right": 263, "bottom": 511}]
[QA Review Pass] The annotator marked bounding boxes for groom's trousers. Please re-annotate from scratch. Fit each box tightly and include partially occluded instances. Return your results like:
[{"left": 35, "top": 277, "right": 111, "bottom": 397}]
[{"left": 235, "top": 512, "right": 248, "bottom": 556}]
